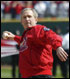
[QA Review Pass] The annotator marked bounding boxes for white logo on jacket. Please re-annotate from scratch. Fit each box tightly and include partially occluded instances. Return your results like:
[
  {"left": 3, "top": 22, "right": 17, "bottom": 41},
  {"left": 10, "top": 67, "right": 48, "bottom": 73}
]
[{"left": 20, "top": 37, "right": 28, "bottom": 52}]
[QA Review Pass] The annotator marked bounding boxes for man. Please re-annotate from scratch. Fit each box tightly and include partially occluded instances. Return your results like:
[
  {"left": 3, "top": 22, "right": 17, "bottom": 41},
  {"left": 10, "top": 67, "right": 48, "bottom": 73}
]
[{"left": 2, "top": 8, "right": 68, "bottom": 78}]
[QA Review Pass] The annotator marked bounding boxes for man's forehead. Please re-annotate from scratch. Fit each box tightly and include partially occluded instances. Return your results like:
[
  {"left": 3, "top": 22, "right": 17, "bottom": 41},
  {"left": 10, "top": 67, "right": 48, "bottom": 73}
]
[{"left": 22, "top": 10, "right": 34, "bottom": 16}]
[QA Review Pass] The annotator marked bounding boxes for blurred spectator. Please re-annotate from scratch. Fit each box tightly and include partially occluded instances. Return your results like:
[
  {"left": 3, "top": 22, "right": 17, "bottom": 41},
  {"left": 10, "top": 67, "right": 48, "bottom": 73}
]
[
  {"left": 10, "top": 2, "right": 16, "bottom": 19},
  {"left": 43, "top": 1, "right": 51, "bottom": 17},
  {"left": 34, "top": 1, "right": 47, "bottom": 17},
  {"left": 57, "top": 1, "right": 69, "bottom": 17},
  {"left": 1, "top": 1, "right": 69, "bottom": 19},
  {"left": 15, "top": 1, "right": 24, "bottom": 19},
  {"left": 55, "top": 1, "right": 63, "bottom": 7},
  {"left": 4, "top": 2, "right": 11, "bottom": 13},
  {"left": 32, "top": 1, "right": 38, "bottom": 8},
  {"left": 49, "top": 1, "right": 57, "bottom": 17},
  {"left": 1, "top": 1, "right": 5, "bottom": 19},
  {"left": 25, "top": 1, "right": 33, "bottom": 8},
  {"left": 4, "top": 2, "right": 12, "bottom": 19}
]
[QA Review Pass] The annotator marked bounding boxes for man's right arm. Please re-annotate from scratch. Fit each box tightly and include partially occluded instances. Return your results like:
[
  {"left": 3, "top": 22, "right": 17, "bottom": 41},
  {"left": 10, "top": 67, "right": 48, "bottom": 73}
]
[
  {"left": 2, "top": 31, "right": 21, "bottom": 45},
  {"left": 14, "top": 35, "right": 21, "bottom": 45}
]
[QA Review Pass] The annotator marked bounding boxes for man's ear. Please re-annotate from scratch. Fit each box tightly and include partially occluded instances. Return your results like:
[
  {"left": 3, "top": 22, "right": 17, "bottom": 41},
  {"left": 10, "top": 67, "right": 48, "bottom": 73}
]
[{"left": 35, "top": 18, "right": 38, "bottom": 23}]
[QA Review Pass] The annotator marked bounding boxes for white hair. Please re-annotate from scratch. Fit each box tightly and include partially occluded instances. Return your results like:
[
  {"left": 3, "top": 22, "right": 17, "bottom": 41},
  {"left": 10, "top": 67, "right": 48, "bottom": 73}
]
[{"left": 21, "top": 8, "right": 38, "bottom": 18}]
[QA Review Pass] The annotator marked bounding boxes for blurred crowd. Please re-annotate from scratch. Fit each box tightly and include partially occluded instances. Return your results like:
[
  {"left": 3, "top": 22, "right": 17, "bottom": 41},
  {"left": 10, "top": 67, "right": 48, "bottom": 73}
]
[{"left": 1, "top": 1, "right": 69, "bottom": 19}]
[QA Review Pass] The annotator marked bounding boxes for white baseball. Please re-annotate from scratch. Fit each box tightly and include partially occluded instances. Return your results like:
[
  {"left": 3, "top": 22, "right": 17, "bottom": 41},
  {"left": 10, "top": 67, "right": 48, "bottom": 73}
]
[{"left": 4, "top": 33, "right": 8, "bottom": 36}]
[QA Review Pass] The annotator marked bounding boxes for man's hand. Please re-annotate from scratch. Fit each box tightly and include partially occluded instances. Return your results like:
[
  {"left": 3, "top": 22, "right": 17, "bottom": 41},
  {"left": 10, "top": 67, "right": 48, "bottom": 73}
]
[
  {"left": 56, "top": 47, "right": 68, "bottom": 62},
  {"left": 2, "top": 31, "right": 15, "bottom": 40}
]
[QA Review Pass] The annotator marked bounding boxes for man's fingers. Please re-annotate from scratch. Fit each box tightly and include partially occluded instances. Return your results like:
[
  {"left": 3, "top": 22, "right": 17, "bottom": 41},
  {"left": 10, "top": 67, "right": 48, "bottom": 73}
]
[
  {"left": 60, "top": 52, "right": 67, "bottom": 61},
  {"left": 57, "top": 51, "right": 67, "bottom": 61},
  {"left": 61, "top": 48, "right": 68, "bottom": 57},
  {"left": 63, "top": 51, "right": 68, "bottom": 57},
  {"left": 61, "top": 50, "right": 68, "bottom": 60},
  {"left": 57, "top": 53, "right": 64, "bottom": 61},
  {"left": 56, "top": 47, "right": 68, "bottom": 62},
  {"left": 60, "top": 52, "right": 67, "bottom": 59}
]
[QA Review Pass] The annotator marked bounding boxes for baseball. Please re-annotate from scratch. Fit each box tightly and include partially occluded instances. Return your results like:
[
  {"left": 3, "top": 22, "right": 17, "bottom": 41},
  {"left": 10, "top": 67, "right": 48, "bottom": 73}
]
[
  {"left": 3, "top": 33, "right": 9, "bottom": 39},
  {"left": 4, "top": 33, "right": 8, "bottom": 36}
]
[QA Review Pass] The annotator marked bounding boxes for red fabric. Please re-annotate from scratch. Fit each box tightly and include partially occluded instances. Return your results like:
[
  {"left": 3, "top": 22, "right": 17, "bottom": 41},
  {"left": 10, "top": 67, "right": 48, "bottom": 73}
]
[
  {"left": 14, "top": 35, "right": 21, "bottom": 45},
  {"left": 55, "top": 1, "right": 63, "bottom": 4},
  {"left": 15, "top": 4, "right": 23, "bottom": 14},
  {"left": 14, "top": 25, "right": 62, "bottom": 78},
  {"left": 4, "top": 5, "right": 11, "bottom": 13}
]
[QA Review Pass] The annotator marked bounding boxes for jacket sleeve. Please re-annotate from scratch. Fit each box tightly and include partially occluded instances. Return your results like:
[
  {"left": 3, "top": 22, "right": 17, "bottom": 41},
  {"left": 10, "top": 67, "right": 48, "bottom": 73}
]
[
  {"left": 14, "top": 35, "right": 22, "bottom": 45},
  {"left": 37, "top": 26, "right": 63, "bottom": 50}
]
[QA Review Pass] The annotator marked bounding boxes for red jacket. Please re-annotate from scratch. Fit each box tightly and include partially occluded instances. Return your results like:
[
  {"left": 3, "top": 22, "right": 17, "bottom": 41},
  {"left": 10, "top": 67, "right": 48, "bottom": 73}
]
[{"left": 14, "top": 25, "right": 62, "bottom": 78}]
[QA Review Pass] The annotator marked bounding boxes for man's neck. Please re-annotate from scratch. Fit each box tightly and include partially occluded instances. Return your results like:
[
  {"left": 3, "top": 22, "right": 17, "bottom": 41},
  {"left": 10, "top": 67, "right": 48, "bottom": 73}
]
[{"left": 24, "top": 24, "right": 37, "bottom": 30}]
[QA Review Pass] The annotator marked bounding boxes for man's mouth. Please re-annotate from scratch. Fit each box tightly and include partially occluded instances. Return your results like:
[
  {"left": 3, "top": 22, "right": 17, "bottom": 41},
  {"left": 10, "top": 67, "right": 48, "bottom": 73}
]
[{"left": 26, "top": 22, "right": 30, "bottom": 24}]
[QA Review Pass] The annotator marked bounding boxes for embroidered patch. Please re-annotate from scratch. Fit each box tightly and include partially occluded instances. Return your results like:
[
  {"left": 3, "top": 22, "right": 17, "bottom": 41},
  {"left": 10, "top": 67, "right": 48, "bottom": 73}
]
[
  {"left": 20, "top": 37, "right": 28, "bottom": 52},
  {"left": 43, "top": 27, "right": 50, "bottom": 31}
]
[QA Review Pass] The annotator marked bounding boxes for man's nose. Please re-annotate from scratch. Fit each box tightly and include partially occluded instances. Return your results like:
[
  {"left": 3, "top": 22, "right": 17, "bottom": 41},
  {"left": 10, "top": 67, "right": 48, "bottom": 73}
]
[{"left": 26, "top": 17, "right": 29, "bottom": 20}]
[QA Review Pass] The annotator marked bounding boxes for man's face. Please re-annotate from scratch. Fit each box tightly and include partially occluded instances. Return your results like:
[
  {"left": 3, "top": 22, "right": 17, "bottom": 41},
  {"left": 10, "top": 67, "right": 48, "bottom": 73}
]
[{"left": 21, "top": 10, "right": 37, "bottom": 29}]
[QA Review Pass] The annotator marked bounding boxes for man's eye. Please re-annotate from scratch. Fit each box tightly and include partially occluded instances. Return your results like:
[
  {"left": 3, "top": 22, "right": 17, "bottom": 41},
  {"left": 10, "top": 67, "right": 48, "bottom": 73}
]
[
  {"left": 23, "top": 16, "right": 32, "bottom": 19},
  {"left": 28, "top": 16, "right": 31, "bottom": 18},
  {"left": 23, "top": 16, "right": 26, "bottom": 18}
]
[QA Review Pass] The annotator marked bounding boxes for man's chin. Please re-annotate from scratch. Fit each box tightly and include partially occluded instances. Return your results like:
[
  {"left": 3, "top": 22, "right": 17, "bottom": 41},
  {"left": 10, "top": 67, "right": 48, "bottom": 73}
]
[
  {"left": 27, "top": 25, "right": 32, "bottom": 28},
  {"left": 24, "top": 25, "right": 32, "bottom": 29},
  {"left": 24, "top": 24, "right": 36, "bottom": 29}
]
